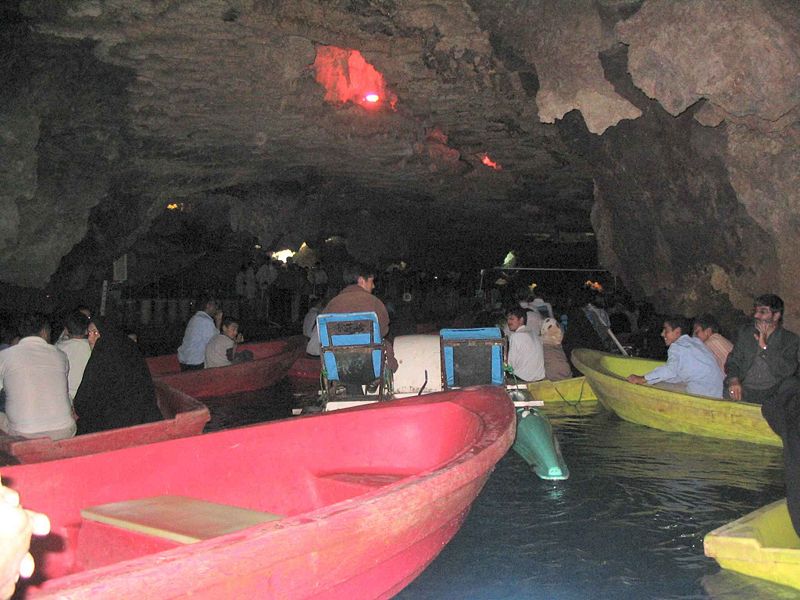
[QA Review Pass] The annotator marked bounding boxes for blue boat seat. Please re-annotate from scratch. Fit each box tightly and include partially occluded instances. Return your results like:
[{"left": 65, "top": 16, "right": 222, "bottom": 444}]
[
  {"left": 317, "top": 312, "right": 385, "bottom": 390},
  {"left": 439, "top": 327, "right": 504, "bottom": 389}
]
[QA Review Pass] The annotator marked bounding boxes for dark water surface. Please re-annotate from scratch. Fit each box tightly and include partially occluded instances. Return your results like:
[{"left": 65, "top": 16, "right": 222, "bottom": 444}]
[
  {"left": 207, "top": 384, "right": 796, "bottom": 599},
  {"left": 398, "top": 402, "right": 795, "bottom": 600}
]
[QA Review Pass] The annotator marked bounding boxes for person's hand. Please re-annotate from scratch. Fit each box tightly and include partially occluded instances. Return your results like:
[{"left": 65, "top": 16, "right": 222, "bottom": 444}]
[
  {"left": 0, "top": 479, "right": 50, "bottom": 599},
  {"left": 235, "top": 333, "right": 244, "bottom": 344},
  {"left": 753, "top": 323, "right": 769, "bottom": 349},
  {"left": 728, "top": 378, "right": 742, "bottom": 401},
  {"left": 626, "top": 374, "right": 647, "bottom": 385}
]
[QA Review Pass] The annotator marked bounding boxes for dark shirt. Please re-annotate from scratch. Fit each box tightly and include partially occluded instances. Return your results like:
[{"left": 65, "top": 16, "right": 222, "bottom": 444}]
[{"left": 724, "top": 324, "right": 800, "bottom": 388}]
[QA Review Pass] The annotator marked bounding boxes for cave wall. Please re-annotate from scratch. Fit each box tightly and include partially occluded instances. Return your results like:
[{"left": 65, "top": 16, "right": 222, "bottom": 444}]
[{"left": 1, "top": 0, "right": 799, "bottom": 328}]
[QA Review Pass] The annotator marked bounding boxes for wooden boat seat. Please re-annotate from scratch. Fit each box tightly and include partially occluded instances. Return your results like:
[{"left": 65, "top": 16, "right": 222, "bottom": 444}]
[{"left": 80, "top": 495, "right": 282, "bottom": 544}]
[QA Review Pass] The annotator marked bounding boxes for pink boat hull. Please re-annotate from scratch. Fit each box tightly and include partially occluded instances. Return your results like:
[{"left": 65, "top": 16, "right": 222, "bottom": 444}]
[
  {"left": 3, "top": 386, "right": 514, "bottom": 599},
  {"left": 147, "top": 336, "right": 305, "bottom": 398}
]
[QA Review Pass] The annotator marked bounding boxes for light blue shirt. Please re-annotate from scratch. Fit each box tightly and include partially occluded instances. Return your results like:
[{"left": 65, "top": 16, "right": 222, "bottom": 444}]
[
  {"left": 645, "top": 335, "right": 724, "bottom": 398},
  {"left": 177, "top": 311, "right": 218, "bottom": 366}
]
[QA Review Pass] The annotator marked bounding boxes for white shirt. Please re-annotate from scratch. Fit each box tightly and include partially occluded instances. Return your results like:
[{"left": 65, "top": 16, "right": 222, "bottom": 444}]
[
  {"left": 0, "top": 336, "right": 75, "bottom": 435},
  {"left": 177, "top": 311, "right": 218, "bottom": 366},
  {"left": 507, "top": 325, "right": 546, "bottom": 382},
  {"left": 204, "top": 334, "right": 235, "bottom": 368},
  {"left": 55, "top": 337, "right": 92, "bottom": 400}
]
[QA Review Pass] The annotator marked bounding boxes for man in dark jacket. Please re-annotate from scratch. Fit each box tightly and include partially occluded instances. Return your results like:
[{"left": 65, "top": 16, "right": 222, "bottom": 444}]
[{"left": 725, "top": 293, "right": 800, "bottom": 535}]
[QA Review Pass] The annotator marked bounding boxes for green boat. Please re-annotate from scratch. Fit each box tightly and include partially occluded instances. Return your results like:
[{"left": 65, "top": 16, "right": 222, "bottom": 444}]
[{"left": 512, "top": 406, "right": 569, "bottom": 480}]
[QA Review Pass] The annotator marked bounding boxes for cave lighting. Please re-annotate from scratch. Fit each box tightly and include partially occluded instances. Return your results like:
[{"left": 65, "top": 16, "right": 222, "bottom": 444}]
[
  {"left": 480, "top": 153, "right": 502, "bottom": 171},
  {"left": 166, "top": 203, "right": 180, "bottom": 210},
  {"left": 272, "top": 249, "right": 296, "bottom": 263},
  {"left": 528, "top": 282, "right": 538, "bottom": 291},
  {"left": 502, "top": 251, "right": 516, "bottom": 268},
  {"left": 584, "top": 280, "right": 603, "bottom": 292},
  {"left": 313, "top": 46, "right": 397, "bottom": 110}
]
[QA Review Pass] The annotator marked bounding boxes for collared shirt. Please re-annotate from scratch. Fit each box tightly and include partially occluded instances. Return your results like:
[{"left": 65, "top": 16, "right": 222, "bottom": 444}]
[
  {"left": 507, "top": 325, "right": 546, "bottom": 382},
  {"left": 645, "top": 335, "right": 724, "bottom": 398},
  {"left": 0, "top": 336, "right": 75, "bottom": 435},
  {"left": 177, "top": 311, "right": 218, "bottom": 366},
  {"left": 55, "top": 337, "right": 92, "bottom": 400}
]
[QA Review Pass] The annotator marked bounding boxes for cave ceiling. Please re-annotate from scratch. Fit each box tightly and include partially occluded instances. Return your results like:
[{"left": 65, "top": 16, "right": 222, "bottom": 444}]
[{"left": 2, "top": 0, "right": 799, "bottom": 324}]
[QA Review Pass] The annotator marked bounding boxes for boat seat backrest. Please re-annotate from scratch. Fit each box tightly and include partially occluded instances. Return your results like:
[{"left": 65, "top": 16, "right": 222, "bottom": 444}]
[
  {"left": 317, "top": 312, "right": 383, "bottom": 383},
  {"left": 439, "top": 327, "right": 504, "bottom": 389}
]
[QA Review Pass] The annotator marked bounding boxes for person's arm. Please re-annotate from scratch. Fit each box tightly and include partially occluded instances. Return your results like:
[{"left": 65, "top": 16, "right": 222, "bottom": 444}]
[
  {"left": 767, "top": 330, "right": 800, "bottom": 381},
  {"left": 643, "top": 345, "right": 683, "bottom": 384},
  {"left": 724, "top": 327, "right": 749, "bottom": 384}
]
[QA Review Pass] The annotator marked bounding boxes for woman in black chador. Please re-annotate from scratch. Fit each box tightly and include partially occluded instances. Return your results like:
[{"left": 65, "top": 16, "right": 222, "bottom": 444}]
[{"left": 73, "top": 317, "right": 162, "bottom": 434}]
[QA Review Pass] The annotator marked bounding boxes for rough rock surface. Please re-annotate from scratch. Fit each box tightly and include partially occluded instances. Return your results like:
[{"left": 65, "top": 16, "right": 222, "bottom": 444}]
[{"left": 1, "top": 0, "right": 799, "bottom": 327}]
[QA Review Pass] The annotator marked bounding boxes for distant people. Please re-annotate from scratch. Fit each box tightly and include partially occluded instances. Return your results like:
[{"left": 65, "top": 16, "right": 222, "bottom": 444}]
[
  {"left": 205, "top": 317, "right": 251, "bottom": 368},
  {"left": 517, "top": 291, "right": 544, "bottom": 337},
  {"left": 725, "top": 294, "right": 799, "bottom": 406},
  {"left": 540, "top": 317, "right": 572, "bottom": 381},
  {"left": 308, "top": 262, "right": 329, "bottom": 297},
  {"left": 302, "top": 296, "right": 324, "bottom": 357},
  {"left": 177, "top": 296, "right": 221, "bottom": 371},
  {"left": 244, "top": 261, "right": 257, "bottom": 315},
  {"left": 627, "top": 316, "right": 724, "bottom": 398},
  {"left": 692, "top": 314, "right": 733, "bottom": 373},
  {"left": 323, "top": 264, "right": 398, "bottom": 372},
  {"left": 256, "top": 258, "right": 279, "bottom": 320},
  {"left": 0, "top": 313, "right": 76, "bottom": 440},
  {"left": 54, "top": 310, "right": 92, "bottom": 401},
  {"left": 505, "top": 307, "right": 545, "bottom": 382},
  {"left": 73, "top": 318, "right": 162, "bottom": 435}
]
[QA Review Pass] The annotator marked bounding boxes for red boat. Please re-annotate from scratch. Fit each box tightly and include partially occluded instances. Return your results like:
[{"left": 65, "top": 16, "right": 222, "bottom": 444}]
[
  {"left": 0, "top": 382, "right": 210, "bottom": 464},
  {"left": 147, "top": 336, "right": 305, "bottom": 398},
  {"left": 4, "top": 386, "right": 514, "bottom": 599}
]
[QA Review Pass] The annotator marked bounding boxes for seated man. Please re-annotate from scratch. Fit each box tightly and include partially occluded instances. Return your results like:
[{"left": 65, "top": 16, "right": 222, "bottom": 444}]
[
  {"left": 692, "top": 314, "right": 733, "bottom": 373},
  {"left": 322, "top": 264, "right": 398, "bottom": 373},
  {"left": 726, "top": 294, "right": 800, "bottom": 407},
  {"left": 627, "top": 316, "right": 724, "bottom": 398},
  {"left": 177, "top": 295, "right": 221, "bottom": 371},
  {"left": 505, "top": 307, "right": 545, "bottom": 382},
  {"left": 205, "top": 317, "right": 251, "bottom": 368},
  {"left": 55, "top": 310, "right": 92, "bottom": 401},
  {"left": 0, "top": 313, "right": 76, "bottom": 440}
]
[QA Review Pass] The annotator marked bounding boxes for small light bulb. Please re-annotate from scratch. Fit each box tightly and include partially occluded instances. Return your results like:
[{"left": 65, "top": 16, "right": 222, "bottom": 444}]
[{"left": 365, "top": 93, "right": 380, "bottom": 103}]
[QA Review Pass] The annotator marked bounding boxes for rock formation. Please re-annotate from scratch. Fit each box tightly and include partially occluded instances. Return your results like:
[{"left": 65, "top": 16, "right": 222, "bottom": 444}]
[{"left": 1, "top": 0, "right": 798, "bottom": 325}]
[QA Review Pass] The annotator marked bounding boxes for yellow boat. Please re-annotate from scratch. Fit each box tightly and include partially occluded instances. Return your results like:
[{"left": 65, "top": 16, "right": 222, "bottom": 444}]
[
  {"left": 704, "top": 499, "right": 800, "bottom": 591},
  {"left": 571, "top": 348, "right": 781, "bottom": 447},
  {"left": 525, "top": 376, "right": 597, "bottom": 403}
]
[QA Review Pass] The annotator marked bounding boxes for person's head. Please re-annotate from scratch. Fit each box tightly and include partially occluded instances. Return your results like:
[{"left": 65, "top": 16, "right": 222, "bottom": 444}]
[
  {"left": 196, "top": 294, "right": 219, "bottom": 316},
  {"left": 64, "top": 310, "right": 90, "bottom": 339},
  {"left": 506, "top": 307, "right": 527, "bottom": 332},
  {"left": 344, "top": 264, "right": 376, "bottom": 293},
  {"left": 221, "top": 316, "right": 239, "bottom": 340},
  {"left": 17, "top": 313, "right": 51, "bottom": 342},
  {"left": 692, "top": 314, "right": 720, "bottom": 342},
  {"left": 75, "top": 305, "right": 92, "bottom": 319},
  {"left": 661, "top": 316, "right": 689, "bottom": 346},
  {"left": 87, "top": 320, "right": 101, "bottom": 349},
  {"left": 753, "top": 294, "right": 783, "bottom": 326}
]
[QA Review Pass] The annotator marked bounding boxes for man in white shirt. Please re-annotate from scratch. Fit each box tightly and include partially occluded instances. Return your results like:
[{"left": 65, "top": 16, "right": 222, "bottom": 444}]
[
  {"left": 55, "top": 310, "right": 92, "bottom": 401},
  {"left": 0, "top": 313, "right": 76, "bottom": 440},
  {"left": 177, "top": 296, "right": 221, "bottom": 371},
  {"left": 505, "top": 307, "right": 546, "bottom": 382}
]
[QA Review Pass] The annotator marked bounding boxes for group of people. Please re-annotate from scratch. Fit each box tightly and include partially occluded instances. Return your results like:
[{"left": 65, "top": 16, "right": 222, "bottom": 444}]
[
  {"left": 177, "top": 295, "right": 252, "bottom": 371},
  {"left": 0, "top": 309, "right": 162, "bottom": 442},
  {"left": 504, "top": 296, "right": 572, "bottom": 383}
]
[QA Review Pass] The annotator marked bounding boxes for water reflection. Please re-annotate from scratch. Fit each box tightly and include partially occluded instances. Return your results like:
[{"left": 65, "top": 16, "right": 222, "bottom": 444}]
[{"left": 398, "top": 402, "right": 788, "bottom": 600}]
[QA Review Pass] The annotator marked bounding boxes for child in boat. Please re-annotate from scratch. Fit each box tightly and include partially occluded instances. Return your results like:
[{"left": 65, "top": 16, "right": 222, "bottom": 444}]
[
  {"left": 626, "top": 316, "right": 724, "bottom": 398},
  {"left": 204, "top": 317, "right": 252, "bottom": 368}
]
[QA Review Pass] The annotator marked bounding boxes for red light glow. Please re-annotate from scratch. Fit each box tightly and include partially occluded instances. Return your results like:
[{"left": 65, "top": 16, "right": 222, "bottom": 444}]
[
  {"left": 313, "top": 46, "right": 397, "bottom": 110},
  {"left": 480, "top": 153, "right": 502, "bottom": 171}
]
